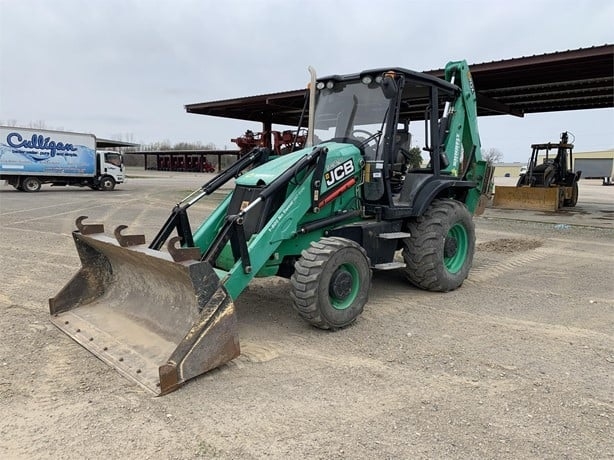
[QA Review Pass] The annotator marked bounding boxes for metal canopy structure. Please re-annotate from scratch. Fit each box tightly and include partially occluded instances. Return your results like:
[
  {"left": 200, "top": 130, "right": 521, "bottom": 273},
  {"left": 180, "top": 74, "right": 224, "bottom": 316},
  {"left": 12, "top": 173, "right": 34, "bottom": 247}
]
[
  {"left": 185, "top": 44, "right": 613, "bottom": 127},
  {"left": 96, "top": 138, "right": 139, "bottom": 149}
]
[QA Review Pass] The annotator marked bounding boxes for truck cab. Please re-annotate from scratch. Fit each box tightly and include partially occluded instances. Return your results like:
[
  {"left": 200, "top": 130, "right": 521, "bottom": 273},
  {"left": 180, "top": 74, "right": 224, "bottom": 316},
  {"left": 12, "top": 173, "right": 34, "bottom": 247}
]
[{"left": 97, "top": 150, "right": 125, "bottom": 191}]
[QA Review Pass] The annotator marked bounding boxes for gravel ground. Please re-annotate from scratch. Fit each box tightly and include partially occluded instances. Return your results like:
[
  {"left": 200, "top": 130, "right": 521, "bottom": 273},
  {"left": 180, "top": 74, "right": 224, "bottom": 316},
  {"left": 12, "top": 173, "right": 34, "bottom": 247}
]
[{"left": 0, "top": 174, "right": 612, "bottom": 459}]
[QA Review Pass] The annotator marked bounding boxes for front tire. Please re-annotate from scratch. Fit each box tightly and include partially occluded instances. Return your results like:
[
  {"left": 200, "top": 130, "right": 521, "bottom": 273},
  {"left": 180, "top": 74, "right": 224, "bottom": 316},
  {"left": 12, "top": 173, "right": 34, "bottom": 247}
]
[
  {"left": 22, "top": 177, "right": 42, "bottom": 192},
  {"left": 99, "top": 176, "right": 115, "bottom": 191},
  {"left": 402, "top": 198, "right": 475, "bottom": 292},
  {"left": 291, "top": 237, "right": 371, "bottom": 330}
]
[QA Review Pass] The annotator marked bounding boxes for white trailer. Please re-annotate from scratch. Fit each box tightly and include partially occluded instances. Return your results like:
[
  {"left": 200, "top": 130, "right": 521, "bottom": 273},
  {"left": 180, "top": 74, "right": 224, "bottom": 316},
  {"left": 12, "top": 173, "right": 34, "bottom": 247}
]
[
  {"left": 0, "top": 126, "right": 125, "bottom": 192},
  {"left": 575, "top": 158, "right": 614, "bottom": 185}
]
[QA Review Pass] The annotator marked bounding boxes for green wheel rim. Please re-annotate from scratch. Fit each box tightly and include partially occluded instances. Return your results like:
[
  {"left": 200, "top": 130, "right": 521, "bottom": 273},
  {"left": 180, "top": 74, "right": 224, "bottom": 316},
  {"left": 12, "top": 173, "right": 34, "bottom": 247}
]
[
  {"left": 444, "top": 223, "right": 468, "bottom": 274},
  {"left": 330, "top": 264, "right": 360, "bottom": 310}
]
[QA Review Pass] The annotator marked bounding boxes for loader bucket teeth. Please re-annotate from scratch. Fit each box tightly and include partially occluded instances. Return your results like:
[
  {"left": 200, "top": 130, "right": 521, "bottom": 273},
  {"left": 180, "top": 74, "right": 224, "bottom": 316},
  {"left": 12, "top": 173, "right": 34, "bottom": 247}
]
[
  {"left": 167, "top": 236, "right": 202, "bottom": 262},
  {"left": 76, "top": 215, "right": 105, "bottom": 235},
  {"left": 114, "top": 225, "right": 146, "bottom": 247},
  {"left": 49, "top": 228, "right": 240, "bottom": 395}
]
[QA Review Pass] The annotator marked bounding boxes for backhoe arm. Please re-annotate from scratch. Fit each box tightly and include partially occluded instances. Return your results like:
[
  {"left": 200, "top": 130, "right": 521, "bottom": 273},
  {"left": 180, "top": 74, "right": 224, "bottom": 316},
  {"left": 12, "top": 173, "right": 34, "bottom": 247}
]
[{"left": 443, "top": 60, "right": 492, "bottom": 213}]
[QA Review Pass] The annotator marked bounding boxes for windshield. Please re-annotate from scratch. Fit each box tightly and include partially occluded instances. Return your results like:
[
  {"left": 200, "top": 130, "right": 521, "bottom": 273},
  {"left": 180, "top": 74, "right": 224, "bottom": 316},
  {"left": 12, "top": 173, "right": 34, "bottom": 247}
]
[
  {"left": 312, "top": 79, "right": 391, "bottom": 158},
  {"left": 104, "top": 152, "right": 123, "bottom": 167}
]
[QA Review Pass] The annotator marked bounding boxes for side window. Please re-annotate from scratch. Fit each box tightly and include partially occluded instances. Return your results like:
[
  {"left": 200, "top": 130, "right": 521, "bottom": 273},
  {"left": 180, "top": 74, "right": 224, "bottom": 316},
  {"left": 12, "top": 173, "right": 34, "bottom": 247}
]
[{"left": 105, "top": 153, "right": 122, "bottom": 167}]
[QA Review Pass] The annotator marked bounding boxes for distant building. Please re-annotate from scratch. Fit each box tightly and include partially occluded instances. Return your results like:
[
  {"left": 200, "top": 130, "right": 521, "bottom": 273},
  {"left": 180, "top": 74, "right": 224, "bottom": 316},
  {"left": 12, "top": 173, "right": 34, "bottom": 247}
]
[{"left": 492, "top": 162, "right": 528, "bottom": 177}]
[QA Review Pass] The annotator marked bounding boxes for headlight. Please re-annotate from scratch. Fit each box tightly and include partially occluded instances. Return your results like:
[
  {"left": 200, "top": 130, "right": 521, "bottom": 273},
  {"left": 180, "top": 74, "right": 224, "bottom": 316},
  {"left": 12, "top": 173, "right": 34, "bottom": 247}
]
[
  {"left": 325, "top": 81, "right": 334, "bottom": 89},
  {"left": 361, "top": 75, "right": 373, "bottom": 85},
  {"left": 316, "top": 82, "right": 325, "bottom": 90}
]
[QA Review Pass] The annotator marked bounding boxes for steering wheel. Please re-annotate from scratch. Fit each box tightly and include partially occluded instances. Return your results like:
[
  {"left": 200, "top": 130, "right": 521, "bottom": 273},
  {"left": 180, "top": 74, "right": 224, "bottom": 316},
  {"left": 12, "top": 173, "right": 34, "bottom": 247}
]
[
  {"left": 325, "top": 130, "right": 379, "bottom": 157},
  {"left": 351, "top": 129, "right": 375, "bottom": 139},
  {"left": 351, "top": 129, "right": 380, "bottom": 157}
]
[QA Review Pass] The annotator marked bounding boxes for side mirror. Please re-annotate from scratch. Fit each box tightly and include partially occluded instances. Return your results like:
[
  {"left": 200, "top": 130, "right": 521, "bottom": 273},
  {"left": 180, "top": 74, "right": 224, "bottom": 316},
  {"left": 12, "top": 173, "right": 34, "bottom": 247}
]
[{"left": 381, "top": 76, "right": 398, "bottom": 99}]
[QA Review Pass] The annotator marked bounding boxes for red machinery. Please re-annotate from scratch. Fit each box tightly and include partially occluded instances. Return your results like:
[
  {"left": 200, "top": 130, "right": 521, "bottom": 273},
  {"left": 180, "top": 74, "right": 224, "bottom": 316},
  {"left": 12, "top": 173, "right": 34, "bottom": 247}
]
[
  {"left": 272, "top": 129, "right": 307, "bottom": 154},
  {"left": 232, "top": 129, "right": 307, "bottom": 155},
  {"left": 156, "top": 155, "right": 216, "bottom": 172},
  {"left": 231, "top": 130, "right": 264, "bottom": 155}
]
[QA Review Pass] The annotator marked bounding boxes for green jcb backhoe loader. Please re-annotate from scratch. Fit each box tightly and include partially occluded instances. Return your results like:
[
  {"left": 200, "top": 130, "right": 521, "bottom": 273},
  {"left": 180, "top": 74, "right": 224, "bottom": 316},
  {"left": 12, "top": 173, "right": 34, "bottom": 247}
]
[{"left": 50, "top": 60, "right": 493, "bottom": 395}]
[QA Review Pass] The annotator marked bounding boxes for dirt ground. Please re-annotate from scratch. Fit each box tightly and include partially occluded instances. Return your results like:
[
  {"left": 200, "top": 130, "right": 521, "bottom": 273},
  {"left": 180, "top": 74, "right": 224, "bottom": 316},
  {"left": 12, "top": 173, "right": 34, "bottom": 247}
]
[{"left": 0, "top": 173, "right": 612, "bottom": 459}]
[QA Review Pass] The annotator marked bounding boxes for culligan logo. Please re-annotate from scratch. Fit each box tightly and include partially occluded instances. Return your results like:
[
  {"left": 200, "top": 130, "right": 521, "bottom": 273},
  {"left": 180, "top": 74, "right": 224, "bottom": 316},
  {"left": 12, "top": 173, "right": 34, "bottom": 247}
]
[{"left": 6, "top": 132, "right": 78, "bottom": 158}]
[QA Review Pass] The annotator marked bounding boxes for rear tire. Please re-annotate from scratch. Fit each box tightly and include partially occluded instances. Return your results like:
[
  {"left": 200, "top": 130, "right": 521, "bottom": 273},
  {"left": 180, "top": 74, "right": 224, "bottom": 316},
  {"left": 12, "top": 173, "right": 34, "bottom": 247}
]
[
  {"left": 402, "top": 198, "right": 475, "bottom": 292},
  {"left": 563, "top": 182, "right": 578, "bottom": 207},
  {"left": 22, "top": 177, "right": 42, "bottom": 192},
  {"left": 99, "top": 176, "right": 115, "bottom": 191},
  {"left": 291, "top": 237, "right": 371, "bottom": 330}
]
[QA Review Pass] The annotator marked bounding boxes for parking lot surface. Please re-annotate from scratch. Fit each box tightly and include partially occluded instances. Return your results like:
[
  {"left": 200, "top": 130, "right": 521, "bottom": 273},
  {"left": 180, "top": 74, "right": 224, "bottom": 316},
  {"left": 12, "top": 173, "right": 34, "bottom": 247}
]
[{"left": 1, "top": 173, "right": 612, "bottom": 459}]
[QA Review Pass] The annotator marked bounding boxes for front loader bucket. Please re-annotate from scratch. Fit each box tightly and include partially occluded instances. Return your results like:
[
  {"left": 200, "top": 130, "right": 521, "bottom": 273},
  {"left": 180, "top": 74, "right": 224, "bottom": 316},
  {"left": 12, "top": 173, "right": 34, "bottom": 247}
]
[
  {"left": 493, "top": 185, "right": 560, "bottom": 212},
  {"left": 49, "top": 218, "right": 240, "bottom": 395}
]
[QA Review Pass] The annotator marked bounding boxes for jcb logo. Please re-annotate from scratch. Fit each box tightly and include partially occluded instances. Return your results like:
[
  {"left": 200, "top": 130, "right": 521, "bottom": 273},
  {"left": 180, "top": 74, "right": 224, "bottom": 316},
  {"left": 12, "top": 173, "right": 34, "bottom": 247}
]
[{"left": 325, "top": 159, "right": 355, "bottom": 187}]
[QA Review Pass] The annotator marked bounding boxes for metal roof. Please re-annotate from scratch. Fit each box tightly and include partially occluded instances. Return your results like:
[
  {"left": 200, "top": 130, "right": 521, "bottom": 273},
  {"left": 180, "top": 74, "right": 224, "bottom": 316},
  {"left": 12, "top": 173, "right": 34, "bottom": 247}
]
[
  {"left": 96, "top": 138, "right": 139, "bottom": 149},
  {"left": 185, "top": 44, "right": 613, "bottom": 126}
]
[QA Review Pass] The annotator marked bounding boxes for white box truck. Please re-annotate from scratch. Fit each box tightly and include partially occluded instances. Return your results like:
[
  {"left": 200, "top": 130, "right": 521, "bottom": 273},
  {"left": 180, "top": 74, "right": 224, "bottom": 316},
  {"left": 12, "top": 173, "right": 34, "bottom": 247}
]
[{"left": 0, "top": 126, "right": 125, "bottom": 192}]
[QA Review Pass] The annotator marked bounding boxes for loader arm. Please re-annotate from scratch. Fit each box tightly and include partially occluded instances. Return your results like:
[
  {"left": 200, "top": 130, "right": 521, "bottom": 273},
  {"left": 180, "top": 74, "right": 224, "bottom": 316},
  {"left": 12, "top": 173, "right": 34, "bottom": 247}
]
[
  {"left": 191, "top": 145, "right": 360, "bottom": 300},
  {"left": 149, "top": 146, "right": 271, "bottom": 250},
  {"left": 217, "top": 162, "right": 320, "bottom": 299},
  {"left": 194, "top": 144, "right": 361, "bottom": 299}
]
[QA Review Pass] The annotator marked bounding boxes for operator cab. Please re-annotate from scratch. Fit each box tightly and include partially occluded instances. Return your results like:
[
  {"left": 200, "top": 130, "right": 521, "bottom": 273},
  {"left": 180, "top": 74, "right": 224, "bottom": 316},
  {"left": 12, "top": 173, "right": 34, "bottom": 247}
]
[{"left": 312, "top": 68, "right": 463, "bottom": 217}]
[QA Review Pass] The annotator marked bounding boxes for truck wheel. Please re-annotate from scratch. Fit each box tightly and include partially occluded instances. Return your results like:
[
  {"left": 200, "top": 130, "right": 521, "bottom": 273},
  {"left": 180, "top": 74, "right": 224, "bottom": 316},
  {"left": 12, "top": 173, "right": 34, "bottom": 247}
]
[
  {"left": 22, "top": 177, "right": 42, "bottom": 192},
  {"left": 402, "top": 198, "right": 475, "bottom": 292},
  {"left": 99, "top": 176, "right": 115, "bottom": 191},
  {"left": 563, "top": 182, "right": 579, "bottom": 207},
  {"left": 291, "top": 237, "right": 371, "bottom": 330}
]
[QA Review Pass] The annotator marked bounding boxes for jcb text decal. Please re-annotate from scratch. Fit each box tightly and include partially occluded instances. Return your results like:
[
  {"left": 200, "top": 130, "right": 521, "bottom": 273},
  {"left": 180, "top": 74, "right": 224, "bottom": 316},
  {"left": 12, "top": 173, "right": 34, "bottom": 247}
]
[{"left": 324, "top": 159, "right": 354, "bottom": 187}]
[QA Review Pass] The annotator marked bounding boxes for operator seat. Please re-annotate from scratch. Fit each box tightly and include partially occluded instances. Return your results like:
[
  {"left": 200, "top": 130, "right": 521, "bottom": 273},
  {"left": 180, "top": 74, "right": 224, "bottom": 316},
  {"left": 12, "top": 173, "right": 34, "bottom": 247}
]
[{"left": 391, "top": 130, "right": 412, "bottom": 193}]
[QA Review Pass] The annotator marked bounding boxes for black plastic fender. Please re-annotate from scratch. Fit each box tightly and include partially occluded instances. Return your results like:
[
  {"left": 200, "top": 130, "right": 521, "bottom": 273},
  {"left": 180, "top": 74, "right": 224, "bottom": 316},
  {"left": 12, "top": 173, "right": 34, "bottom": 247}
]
[{"left": 400, "top": 174, "right": 476, "bottom": 216}]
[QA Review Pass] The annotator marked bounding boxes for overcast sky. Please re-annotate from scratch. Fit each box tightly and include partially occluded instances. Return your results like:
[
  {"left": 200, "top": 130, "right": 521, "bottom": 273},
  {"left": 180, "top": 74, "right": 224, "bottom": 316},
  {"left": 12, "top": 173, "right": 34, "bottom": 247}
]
[{"left": 1, "top": 0, "right": 612, "bottom": 162}]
